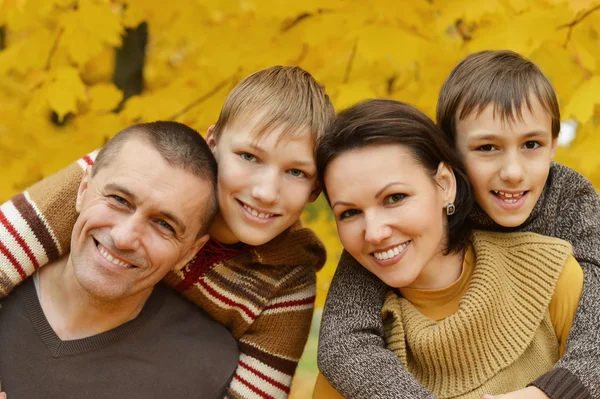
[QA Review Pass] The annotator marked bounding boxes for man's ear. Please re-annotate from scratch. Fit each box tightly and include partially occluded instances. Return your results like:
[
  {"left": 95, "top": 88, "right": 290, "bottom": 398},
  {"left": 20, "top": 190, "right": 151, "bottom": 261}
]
[
  {"left": 173, "top": 234, "right": 210, "bottom": 272},
  {"left": 435, "top": 162, "right": 457, "bottom": 205},
  {"left": 75, "top": 166, "right": 92, "bottom": 213},
  {"left": 308, "top": 181, "right": 322, "bottom": 203},
  {"left": 550, "top": 135, "right": 558, "bottom": 158},
  {"left": 206, "top": 125, "right": 217, "bottom": 155}
]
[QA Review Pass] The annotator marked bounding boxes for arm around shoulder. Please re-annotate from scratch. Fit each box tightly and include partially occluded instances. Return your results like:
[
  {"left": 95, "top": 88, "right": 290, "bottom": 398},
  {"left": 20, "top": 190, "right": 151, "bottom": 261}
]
[
  {"left": 317, "top": 250, "right": 436, "bottom": 399},
  {"left": 0, "top": 152, "right": 95, "bottom": 297}
]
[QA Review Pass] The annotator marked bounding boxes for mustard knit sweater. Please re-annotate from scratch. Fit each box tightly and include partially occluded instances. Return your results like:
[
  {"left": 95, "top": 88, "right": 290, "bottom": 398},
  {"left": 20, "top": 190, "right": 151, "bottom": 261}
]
[{"left": 382, "top": 230, "right": 574, "bottom": 399}]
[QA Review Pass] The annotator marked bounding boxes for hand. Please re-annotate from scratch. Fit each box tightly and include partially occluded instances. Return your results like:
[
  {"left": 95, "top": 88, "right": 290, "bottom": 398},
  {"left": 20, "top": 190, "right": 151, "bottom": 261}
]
[
  {"left": 482, "top": 387, "right": 550, "bottom": 399},
  {"left": 0, "top": 378, "right": 6, "bottom": 399}
]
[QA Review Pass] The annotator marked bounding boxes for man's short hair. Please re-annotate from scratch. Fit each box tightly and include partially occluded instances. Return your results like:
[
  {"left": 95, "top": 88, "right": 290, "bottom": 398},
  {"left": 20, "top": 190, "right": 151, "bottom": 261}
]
[
  {"left": 436, "top": 50, "right": 560, "bottom": 140},
  {"left": 93, "top": 121, "right": 218, "bottom": 236},
  {"left": 212, "top": 66, "right": 335, "bottom": 143}
]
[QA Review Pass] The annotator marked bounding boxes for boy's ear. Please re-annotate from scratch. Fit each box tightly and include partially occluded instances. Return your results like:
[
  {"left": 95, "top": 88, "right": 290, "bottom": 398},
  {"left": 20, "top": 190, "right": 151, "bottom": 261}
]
[
  {"left": 174, "top": 233, "right": 210, "bottom": 272},
  {"left": 435, "top": 162, "right": 457, "bottom": 205},
  {"left": 206, "top": 125, "right": 217, "bottom": 154},
  {"left": 308, "top": 181, "right": 322, "bottom": 203},
  {"left": 550, "top": 135, "right": 558, "bottom": 158},
  {"left": 75, "top": 166, "right": 92, "bottom": 213}
]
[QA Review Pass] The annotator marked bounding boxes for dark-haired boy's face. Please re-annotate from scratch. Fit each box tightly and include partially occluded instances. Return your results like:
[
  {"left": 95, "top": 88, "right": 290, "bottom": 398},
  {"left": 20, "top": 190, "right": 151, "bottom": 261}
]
[{"left": 454, "top": 98, "right": 557, "bottom": 227}]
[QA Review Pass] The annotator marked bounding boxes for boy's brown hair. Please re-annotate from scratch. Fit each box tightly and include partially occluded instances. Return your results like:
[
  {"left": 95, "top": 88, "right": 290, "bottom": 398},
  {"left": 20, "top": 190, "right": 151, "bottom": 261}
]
[
  {"left": 436, "top": 50, "right": 560, "bottom": 140},
  {"left": 212, "top": 66, "right": 335, "bottom": 143}
]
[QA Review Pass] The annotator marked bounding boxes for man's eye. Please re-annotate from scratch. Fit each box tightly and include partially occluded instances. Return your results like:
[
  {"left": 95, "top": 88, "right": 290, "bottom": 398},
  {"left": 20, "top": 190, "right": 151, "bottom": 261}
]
[
  {"left": 523, "top": 141, "right": 541, "bottom": 150},
  {"left": 339, "top": 209, "right": 360, "bottom": 220},
  {"left": 157, "top": 220, "right": 175, "bottom": 233},
  {"left": 288, "top": 168, "right": 306, "bottom": 178},
  {"left": 384, "top": 193, "right": 406, "bottom": 205},
  {"left": 240, "top": 153, "right": 257, "bottom": 162},
  {"left": 477, "top": 144, "right": 496, "bottom": 152},
  {"left": 110, "top": 195, "right": 128, "bottom": 206}
]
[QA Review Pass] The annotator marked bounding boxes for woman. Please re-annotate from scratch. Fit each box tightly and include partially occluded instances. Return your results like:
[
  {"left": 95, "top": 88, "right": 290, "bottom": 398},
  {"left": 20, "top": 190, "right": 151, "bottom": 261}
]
[{"left": 312, "top": 99, "right": 582, "bottom": 398}]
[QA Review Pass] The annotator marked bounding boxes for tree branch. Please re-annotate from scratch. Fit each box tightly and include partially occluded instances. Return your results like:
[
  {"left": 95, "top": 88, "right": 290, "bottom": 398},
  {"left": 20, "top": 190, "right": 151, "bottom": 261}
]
[
  {"left": 168, "top": 74, "right": 237, "bottom": 121},
  {"left": 557, "top": 3, "right": 600, "bottom": 47}
]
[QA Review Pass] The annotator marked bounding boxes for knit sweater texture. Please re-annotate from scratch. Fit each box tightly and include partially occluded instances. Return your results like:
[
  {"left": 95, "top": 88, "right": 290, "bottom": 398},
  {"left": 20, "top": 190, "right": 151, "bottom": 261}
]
[
  {"left": 383, "top": 231, "right": 570, "bottom": 398},
  {"left": 318, "top": 162, "right": 600, "bottom": 399},
  {"left": 0, "top": 152, "right": 327, "bottom": 399}
]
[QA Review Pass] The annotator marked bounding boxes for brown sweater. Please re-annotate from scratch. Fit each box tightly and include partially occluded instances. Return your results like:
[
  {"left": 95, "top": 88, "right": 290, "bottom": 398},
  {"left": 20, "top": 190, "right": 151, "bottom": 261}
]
[{"left": 0, "top": 279, "right": 239, "bottom": 399}]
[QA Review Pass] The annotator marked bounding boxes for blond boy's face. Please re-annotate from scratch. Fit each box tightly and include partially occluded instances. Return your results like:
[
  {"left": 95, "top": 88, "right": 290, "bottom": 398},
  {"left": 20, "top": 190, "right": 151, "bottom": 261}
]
[
  {"left": 207, "top": 115, "right": 320, "bottom": 245},
  {"left": 454, "top": 98, "right": 557, "bottom": 227}
]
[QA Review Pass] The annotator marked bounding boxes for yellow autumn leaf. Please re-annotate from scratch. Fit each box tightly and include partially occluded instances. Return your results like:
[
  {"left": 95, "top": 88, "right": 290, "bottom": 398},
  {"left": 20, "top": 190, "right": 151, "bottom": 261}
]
[
  {"left": 45, "top": 66, "right": 87, "bottom": 121},
  {"left": 529, "top": 40, "right": 587, "bottom": 107},
  {"left": 88, "top": 83, "right": 123, "bottom": 112},
  {"left": 563, "top": 76, "right": 600, "bottom": 122},
  {"left": 60, "top": 0, "right": 123, "bottom": 66}
]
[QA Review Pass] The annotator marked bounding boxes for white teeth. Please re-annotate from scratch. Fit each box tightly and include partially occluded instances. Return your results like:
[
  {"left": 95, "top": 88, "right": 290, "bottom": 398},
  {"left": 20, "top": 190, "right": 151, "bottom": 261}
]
[
  {"left": 98, "top": 244, "right": 132, "bottom": 268},
  {"left": 243, "top": 204, "right": 274, "bottom": 219},
  {"left": 373, "top": 242, "right": 409, "bottom": 260},
  {"left": 493, "top": 190, "right": 525, "bottom": 203}
]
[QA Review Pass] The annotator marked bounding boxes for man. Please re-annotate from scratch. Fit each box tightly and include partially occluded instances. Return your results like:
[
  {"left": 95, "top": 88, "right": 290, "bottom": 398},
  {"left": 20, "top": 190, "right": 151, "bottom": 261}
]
[{"left": 0, "top": 121, "right": 239, "bottom": 398}]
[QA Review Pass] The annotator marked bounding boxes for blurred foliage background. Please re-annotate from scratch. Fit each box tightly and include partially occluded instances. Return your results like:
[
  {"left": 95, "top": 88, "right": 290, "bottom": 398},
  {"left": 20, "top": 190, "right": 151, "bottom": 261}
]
[{"left": 1, "top": 0, "right": 600, "bottom": 397}]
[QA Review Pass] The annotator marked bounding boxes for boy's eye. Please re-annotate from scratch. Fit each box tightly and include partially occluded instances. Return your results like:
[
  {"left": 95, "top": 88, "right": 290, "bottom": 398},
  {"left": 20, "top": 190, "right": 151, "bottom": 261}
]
[
  {"left": 523, "top": 141, "right": 541, "bottom": 150},
  {"left": 240, "top": 153, "right": 257, "bottom": 162},
  {"left": 339, "top": 209, "right": 361, "bottom": 220},
  {"left": 476, "top": 144, "right": 497, "bottom": 152},
  {"left": 384, "top": 193, "right": 406, "bottom": 205},
  {"left": 288, "top": 168, "right": 306, "bottom": 178}
]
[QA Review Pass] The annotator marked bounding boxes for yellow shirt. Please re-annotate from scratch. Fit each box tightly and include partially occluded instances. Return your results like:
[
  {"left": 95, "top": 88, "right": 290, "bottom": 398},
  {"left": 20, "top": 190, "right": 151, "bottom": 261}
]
[{"left": 312, "top": 246, "right": 583, "bottom": 399}]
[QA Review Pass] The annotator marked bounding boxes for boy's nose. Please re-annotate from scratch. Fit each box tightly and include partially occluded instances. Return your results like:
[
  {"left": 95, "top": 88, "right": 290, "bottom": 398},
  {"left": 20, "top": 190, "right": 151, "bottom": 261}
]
[
  {"left": 251, "top": 169, "right": 281, "bottom": 205},
  {"left": 499, "top": 153, "right": 526, "bottom": 184}
]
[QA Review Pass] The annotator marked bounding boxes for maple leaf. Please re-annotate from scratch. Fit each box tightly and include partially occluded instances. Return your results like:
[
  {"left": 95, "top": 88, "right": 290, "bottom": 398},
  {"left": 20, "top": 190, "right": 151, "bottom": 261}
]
[{"left": 45, "top": 66, "right": 87, "bottom": 121}]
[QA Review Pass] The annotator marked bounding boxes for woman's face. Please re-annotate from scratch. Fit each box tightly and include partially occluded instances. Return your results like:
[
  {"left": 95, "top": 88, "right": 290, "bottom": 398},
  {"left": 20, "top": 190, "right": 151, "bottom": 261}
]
[{"left": 324, "top": 144, "right": 456, "bottom": 289}]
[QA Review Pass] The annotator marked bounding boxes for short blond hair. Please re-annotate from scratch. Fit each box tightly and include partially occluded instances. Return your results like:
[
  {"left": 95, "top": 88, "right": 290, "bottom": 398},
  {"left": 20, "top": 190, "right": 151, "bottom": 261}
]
[
  {"left": 212, "top": 66, "right": 335, "bottom": 143},
  {"left": 437, "top": 50, "right": 560, "bottom": 140}
]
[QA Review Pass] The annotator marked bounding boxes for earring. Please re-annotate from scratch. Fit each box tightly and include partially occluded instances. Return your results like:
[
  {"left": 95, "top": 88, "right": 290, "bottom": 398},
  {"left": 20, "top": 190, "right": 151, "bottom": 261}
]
[{"left": 446, "top": 203, "right": 456, "bottom": 216}]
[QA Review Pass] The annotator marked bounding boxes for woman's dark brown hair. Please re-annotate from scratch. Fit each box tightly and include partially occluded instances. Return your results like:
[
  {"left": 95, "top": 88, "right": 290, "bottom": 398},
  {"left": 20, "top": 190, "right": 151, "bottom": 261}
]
[{"left": 316, "top": 99, "right": 473, "bottom": 253}]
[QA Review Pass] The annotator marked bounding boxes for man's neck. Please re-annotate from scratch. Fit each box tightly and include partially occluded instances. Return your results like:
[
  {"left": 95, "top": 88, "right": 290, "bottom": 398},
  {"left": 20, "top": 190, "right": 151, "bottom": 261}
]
[{"left": 38, "top": 256, "right": 152, "bottom": 341}]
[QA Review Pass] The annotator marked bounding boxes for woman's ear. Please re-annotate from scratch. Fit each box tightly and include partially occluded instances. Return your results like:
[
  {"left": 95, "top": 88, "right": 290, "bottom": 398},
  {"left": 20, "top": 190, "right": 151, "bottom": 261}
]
[{"left": 435, "top": 162, "right": 457, "bottom": 205}]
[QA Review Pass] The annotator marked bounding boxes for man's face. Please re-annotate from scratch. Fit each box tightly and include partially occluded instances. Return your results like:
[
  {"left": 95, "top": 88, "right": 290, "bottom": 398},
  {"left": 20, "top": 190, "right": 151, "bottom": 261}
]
[
  {"left": 454, "top": 98, "right": 557, "bottom": 227},
  {"left": 207, "top": 115, "right": 320, "bottom": 245},
  {"left": 70, "top": 138, "right": 211, "bottom": 302}
]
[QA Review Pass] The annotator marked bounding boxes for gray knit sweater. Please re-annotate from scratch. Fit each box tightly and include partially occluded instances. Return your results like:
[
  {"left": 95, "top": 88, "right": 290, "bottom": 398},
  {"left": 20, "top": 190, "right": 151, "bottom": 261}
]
[{"left": 318, "top": 162, "right": 600, "bottom": 399}]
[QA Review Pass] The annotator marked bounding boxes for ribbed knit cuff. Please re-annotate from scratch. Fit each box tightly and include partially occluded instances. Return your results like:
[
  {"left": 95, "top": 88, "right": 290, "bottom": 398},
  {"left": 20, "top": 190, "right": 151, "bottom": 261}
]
[{"left": 528, "top": 368, "right": 590, "bottom": 399}]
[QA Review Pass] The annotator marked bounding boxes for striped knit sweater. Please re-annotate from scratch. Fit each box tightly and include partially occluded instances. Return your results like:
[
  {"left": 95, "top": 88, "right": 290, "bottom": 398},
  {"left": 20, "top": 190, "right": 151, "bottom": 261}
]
[{"left": 0, "top": 151, "right": 326, "bottom": 399}]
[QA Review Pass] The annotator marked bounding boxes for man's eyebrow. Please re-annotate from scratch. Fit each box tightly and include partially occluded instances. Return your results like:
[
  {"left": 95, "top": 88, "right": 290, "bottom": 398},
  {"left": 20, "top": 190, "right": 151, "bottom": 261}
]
[
  {"left": 105, "top": 183, "right": 186, "bottom": 234},
  {"left": 375, "top": 182, "right": 406, "bottom": 199}
]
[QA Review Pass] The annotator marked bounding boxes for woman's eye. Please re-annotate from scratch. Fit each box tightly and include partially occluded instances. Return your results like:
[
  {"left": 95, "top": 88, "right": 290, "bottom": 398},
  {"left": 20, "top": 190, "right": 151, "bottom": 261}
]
[
  {"left": 339, "top": 209, "right": 360, "bottom": 220},
  {"left": 477, "top": 144, "right": 496, "bottom": 152},
  {"left": 384, "top": 193, "right": 406, "bottom": 205},
  {"left": 288, "top": 168, "right": 306, "bottom": 178},
  {"left": 523, "top": 141, "right": 541, "bottom": 150},
  {"left": 240, "top": 153, "right": 257, "bottom": 162}
]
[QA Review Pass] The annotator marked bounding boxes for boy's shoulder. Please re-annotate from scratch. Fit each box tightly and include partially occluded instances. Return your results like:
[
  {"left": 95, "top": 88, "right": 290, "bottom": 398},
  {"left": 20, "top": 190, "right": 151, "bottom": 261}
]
[{"left": 547, "top": 162, "right": 598, "bottom": 202}]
